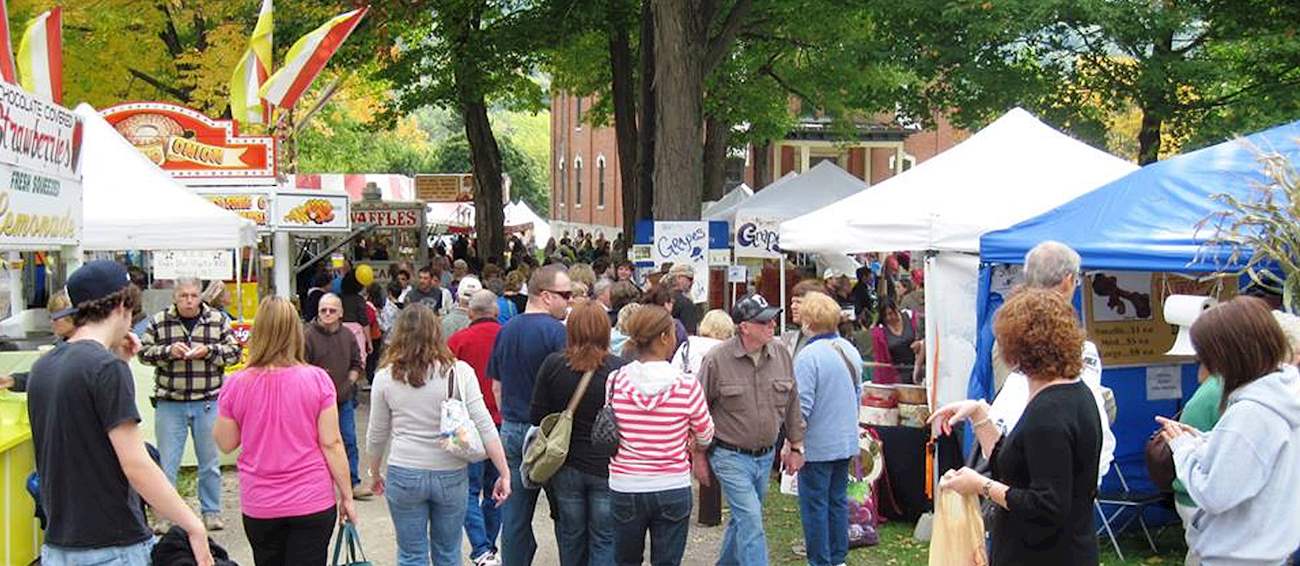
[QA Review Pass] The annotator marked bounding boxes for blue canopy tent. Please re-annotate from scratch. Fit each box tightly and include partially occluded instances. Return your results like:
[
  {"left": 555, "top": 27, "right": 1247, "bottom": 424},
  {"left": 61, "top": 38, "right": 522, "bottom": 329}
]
[{"left": 971, "top": 118, "right": 1300, "bottom": 495}]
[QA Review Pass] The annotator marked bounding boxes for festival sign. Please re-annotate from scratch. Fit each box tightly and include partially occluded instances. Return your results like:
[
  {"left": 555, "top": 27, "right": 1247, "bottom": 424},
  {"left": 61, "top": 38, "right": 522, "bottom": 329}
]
[
  {"left": 652, "top": 221, "right": 709, "bottom": 303},
  {"left": 415, "top": 173, "right": 474, "bottom": 202},
  {"left": 100, "top": 102, "right": 275, "bottom": 179},
  {"left": 0, "top": 80, "right": 83, "bottom": 248},
  {"left": 1083, "top": 272, "right": 1235, "bottom": 366},
  {"left": 733, "top": 212, "right": 782, "bottom": 259},
  {"left": 152, "top": 249, "right": 234, "bottom": 280},
  {"left": 274, "top": 191, "right": 350, "bottom": 232},
  {"left": 199, "top": 191, "right": 271, "bottom": 228},
  {"left": 352, "top": 206, "right": 421, "bottom": 228}
]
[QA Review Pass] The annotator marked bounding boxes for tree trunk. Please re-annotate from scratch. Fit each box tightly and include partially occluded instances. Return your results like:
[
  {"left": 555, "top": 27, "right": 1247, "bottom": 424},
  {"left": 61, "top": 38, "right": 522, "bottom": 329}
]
[
  {"left": 752, "top": 141, "right": 772, "bottom": 189},
  {"left": 702, "top": 113, "right": 729, "bottom": 203},
  {"left": 651, "top": 0, "right": 707, "bottom": 220},
  {"left": 463, "top": 99, "right": 507, "bottom": 262},
  {"left": 610, "top": 4, "right": 640, "bottom": 241},
  {"left": 636, "top": 0, "right": 656, "bottom": 227},
  {"left": 1137, "top": 107, "right": 1162, "bottom": 166},
  {"left": 1137, "top": 27, "right": 1174, "bottom": 166}
]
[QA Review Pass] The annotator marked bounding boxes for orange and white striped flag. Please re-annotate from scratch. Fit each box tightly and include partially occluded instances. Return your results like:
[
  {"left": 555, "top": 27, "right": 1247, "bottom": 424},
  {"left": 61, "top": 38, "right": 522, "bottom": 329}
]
[
  {"left": 230, "top": 0, "right": 273, "bottom": 125},
  {"left": 17, "top": 7, "right": 61, "bottom": 103},
  {"left": 260, "top": 7, "right": 367, "bottom": 112},
  {"left": 0, "top": 1, "right": 17, "bottom": 84}
]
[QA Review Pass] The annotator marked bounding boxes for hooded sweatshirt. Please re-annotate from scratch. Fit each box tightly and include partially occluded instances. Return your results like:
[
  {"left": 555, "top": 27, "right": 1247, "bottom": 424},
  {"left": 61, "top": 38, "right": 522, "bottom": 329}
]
[
  {"left": 606, "top": 360, "right": 714, "bottom": 493},
  {"left": 1169, "top": 365, "right": 1300, "bottom": 565}
]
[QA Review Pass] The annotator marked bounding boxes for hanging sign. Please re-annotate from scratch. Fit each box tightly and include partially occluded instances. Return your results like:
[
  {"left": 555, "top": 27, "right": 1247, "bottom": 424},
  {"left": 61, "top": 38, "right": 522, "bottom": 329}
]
[
  {"left": 734, "top": 212, "right": 783, "bottom": 259},
  {"left": 652, "top": 221, "right": 709, "bottom": 302},
  {"left": 274, "top": 191, "right": 350, "bottom": 232},
  {"left": 352, "top": 207, "right": 421, "bottom": 228},
  {"left": 0, "top": 81, "right": 83, "bottom": 248},
  {"left": 1083, "top": 272, "right": 1235, "bottom": 366},
  {"left": 415, "top": 174, "right": 474, "bottom": 202},
  {"left": 100, "top": 102, "right": 276, "bottom": 179},
  {"left": 199, "top": 192, "right": 271, "bottom": 228},
  {"left": 153, "top": 249, "right": 234, "bottom": 280}
]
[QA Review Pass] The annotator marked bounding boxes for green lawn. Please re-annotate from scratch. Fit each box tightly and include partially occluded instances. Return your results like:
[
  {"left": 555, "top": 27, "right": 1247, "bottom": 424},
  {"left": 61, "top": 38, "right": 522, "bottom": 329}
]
[{"left": 761, "top": 481, "right": 1186, "bottom": 566}]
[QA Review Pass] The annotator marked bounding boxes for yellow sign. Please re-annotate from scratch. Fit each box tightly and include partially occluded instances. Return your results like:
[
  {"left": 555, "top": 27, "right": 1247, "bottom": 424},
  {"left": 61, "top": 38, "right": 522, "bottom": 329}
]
[
  {"left": 1083, "top": 272, "right": 1235, "bottom": 366},
  {"left": 415, "top": 174, "right": 473, "bottom": 202}
]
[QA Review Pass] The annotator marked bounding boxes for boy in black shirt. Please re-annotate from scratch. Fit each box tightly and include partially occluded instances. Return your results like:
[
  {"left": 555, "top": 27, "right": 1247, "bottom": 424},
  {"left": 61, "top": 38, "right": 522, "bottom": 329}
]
[{"left": 27, "top": 261, "right": 212, "bottom": 565}]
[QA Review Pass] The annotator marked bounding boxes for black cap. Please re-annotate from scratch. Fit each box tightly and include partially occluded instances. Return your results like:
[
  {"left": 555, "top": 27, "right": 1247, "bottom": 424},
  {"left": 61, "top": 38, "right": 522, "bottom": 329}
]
[
  {"left": 62, "top": 260, "right": 131, "bottom": 317},
  {"left": 731, "top": 293, "right": 781, "bottom": 324}
]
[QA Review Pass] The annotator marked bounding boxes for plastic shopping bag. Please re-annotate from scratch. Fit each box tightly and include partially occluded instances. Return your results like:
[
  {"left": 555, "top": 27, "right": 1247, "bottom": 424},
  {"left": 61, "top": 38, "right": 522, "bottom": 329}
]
[
  {"left": 927, "top": 489, "right": 988, "bottom": 566},
  {"left": 438, "top": 370, "right": 486, "bottom": 462},
  {"left": 779, "top": 468, "right": 799, "bottom": 496}
]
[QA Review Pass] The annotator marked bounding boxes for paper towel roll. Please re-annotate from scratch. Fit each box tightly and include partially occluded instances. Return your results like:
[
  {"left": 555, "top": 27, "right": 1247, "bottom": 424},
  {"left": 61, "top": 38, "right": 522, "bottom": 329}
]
[{"left": 1165, "top": 294, "right": 1217, "bottom": 356}]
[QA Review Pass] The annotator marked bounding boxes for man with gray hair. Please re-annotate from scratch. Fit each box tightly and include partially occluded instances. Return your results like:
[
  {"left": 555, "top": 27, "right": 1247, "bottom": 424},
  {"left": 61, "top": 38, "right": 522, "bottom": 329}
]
[
  {"left": 139, "top": 277, "right": 241, "bottom": 531},
  {"left": 989, "top": 240, "right": 1116, "bottom": 484}
]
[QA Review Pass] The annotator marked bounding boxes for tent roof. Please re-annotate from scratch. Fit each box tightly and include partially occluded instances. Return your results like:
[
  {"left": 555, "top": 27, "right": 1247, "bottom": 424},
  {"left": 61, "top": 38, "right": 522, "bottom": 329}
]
[
  {"left": 505, "top": 201, "right": 552, "bottom": 245},
  {"left": 77, "top": 105, "right": 257, "bottom": 251},
  {"left": 701, "top": 183, "right": 753, "bottom": 219},
  {"left": 706, "top": 173, "right": 796, "bottom": 223},
  {"left": 730, "top": 162, "right": 867, "bottom": 222},
  {"left": 780, "top": 108, "right": 1138, "bottom": 254},
  {"left": 980, "top": 118, "right": 1300, "bottom": 272}
]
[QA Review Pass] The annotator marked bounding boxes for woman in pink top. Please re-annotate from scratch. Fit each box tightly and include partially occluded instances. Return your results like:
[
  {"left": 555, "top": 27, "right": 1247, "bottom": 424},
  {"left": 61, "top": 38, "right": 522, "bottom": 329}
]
[
  {"left": 214, "top": 297, "right": 357, "bottom": 566},
  {"left": 607, "top": 307, "right": 714, "bottom": 566}
]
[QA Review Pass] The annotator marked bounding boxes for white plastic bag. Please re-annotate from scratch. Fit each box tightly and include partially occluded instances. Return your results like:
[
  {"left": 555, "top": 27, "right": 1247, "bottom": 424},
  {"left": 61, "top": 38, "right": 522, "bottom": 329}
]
[
  {"left": 438, "top": 368, "right": 486, "bottom": 462},
  {"left": 780, "top": 468, "right": 799, "bottom": 496}
]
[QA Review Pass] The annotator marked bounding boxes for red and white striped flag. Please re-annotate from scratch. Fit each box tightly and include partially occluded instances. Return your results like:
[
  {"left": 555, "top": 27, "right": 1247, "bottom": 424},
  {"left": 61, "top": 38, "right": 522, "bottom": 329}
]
[
  {"left": 17, "top": 7, "right": 61, "bottom": 103},
  {"left": 260, "top": 7, "right": 367, "bottom": 112},
  {"left": 0, "top": 0, "right": 17, "bottom": 84}
]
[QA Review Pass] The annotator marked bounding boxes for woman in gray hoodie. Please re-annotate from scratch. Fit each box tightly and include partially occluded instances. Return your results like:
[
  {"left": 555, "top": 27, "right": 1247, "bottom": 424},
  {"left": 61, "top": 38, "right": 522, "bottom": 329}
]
[{"left": 1159, "top": 297, "right": 1300, "bottom": 566}]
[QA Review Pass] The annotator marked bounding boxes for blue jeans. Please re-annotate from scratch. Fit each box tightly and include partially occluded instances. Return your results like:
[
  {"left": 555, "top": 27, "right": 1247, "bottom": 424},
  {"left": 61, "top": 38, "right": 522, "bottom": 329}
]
[
  {"left": 385, "top": 465, "right": 468, "bottom": 566},
  {"left": 549, "top": 466, "right": 615, "bottom": 566},
  {"left": 464, "top": 459, "right": 502, "bottom": 560},
  {"left": 42, "top": 539, "right": 154, "bottom": 565},
  {"left": 710, "top": 446, "right": 776, "bottom": 566},
  {"left": 338, "top": 398, "right": 360, "bottom": 486},
  {"left": 797, "top": 459, "right": 850, "bottom": 566},
  {"left": 500, "top": 420, "right": 539, "bottom": 566},
  {"left": 156, "top": 399, "right": 221, "bottom": 514},
  {"left": 611, "top": 487, "right": 692, "bottom": 566}
]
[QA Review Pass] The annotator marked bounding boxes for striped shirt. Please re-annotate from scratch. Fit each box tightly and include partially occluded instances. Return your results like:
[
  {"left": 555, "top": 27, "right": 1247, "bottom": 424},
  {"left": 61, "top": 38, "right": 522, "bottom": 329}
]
[{"left": 607, "top": 361, "right": 714, "bottom": 493}]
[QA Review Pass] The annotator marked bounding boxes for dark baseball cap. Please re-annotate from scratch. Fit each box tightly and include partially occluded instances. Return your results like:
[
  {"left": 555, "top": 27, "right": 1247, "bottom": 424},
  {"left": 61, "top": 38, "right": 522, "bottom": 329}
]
[
  {"left": 732, "top": 293, "right": 781, "bottom": 324},
  {"left": 59, "top": 260, "right": 132, "bottom": 317}
]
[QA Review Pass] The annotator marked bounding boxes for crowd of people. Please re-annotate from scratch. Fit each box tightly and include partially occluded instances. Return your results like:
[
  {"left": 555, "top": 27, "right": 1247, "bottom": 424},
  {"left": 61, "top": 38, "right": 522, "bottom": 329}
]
[{"left": 13, "top": 235, "right": 1300, "bottom": 566}]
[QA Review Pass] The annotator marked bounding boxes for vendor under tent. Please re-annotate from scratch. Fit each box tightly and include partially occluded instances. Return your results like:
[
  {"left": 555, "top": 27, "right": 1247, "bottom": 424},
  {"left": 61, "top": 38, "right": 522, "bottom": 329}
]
[
  {"left": 505, "top": 200, "right": 552, "bottom": 246},
  {"left": 780, "top": 108, "right": 1138, "bottom": 409},
  {"left": 701, "top": 183, "right": 753, "bottom": 219},
  {"left": 973, "top": 118, "right": 1300, "bottom": 495},
  {"left": 427, "top": 200, "right": 551, "bottom": 244}
]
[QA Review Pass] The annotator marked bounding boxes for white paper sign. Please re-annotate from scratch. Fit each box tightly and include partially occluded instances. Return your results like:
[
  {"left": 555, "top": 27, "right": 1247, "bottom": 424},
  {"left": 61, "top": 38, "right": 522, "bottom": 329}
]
[
  {"left": 652, "top": 221, "right": 709, "bottom": 302},
  {"left": 153, "top": 249, "right": 234, "bottom": 281},
  {"left": 1146, "top": 365, "right": 1183, "bottom": 401},
  {"left": 708, "top": 248, "right": 731, "bottom": 266},
  {"left": 727, "top": 265, "right": 748, "bottom": 283},
  {"left": 734, "top": 212, "right": 783, "bottom": 259}
]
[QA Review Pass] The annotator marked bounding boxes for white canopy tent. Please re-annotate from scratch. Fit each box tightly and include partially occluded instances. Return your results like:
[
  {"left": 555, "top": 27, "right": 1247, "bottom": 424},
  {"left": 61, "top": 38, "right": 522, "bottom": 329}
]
[
  {"left": 506, "top": 201, "right": 553, "bottom": 246},
  {"left": 426, "top": 201, "right": 553, "bottom": 246},
  {"left": 704, "top": 172, "right": 796, "bottom": 223},
  {"left": 701, "top": 183, "right": 753, "bottom": 219},
  {"left": 781, "top": 108, "right": 1137, "bottom": 407},
  {"left": 76, "top": 104, "right": 258, "bottom": 251}
]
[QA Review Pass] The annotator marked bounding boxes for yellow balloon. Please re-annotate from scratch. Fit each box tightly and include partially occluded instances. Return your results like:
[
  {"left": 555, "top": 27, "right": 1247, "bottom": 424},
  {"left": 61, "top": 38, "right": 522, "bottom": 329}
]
[{"left": 355, "top": 264, "right": 374, "bottom": 286}]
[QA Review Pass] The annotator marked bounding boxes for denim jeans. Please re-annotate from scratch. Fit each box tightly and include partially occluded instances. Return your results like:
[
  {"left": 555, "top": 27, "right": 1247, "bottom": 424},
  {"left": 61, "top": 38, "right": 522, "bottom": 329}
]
[
  {"left": 549, "top": 466, "right": 615, "bottom": 566},
  {"left": 710, "top": 446, "right": 776, "bottom": 566},
  {"left": 42, "top": 539, "right": 154, "bottom": 565},
  {"left": 385, "top": 465, "right": 468, "bottom": 566},
  {"left": 500, "top": 420, "right": 539, "bottom": 566},
  {"left": 338, "top": 398, "right": 361, "bottom": 486},
  {"left": 155, "top": 399, "right": 221, "bottom": 514},
  {"left": 464, "top": 459, "right": 502, "bottom": 560},
  {"left": 797, "top": 459, "right": 850, "bottom": 566},
  {"left": 611, "top": 487, "right": 692, "bottom": 566}
]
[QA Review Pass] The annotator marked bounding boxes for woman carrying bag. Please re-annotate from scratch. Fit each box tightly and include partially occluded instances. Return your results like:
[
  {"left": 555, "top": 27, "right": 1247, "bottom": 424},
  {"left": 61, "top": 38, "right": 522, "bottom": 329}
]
[
  {"left": 529, "top": 302, "right": 629, "bottom": 565},
  {"left": 365, "top": 304, "right": 511, "bottom": 566}
]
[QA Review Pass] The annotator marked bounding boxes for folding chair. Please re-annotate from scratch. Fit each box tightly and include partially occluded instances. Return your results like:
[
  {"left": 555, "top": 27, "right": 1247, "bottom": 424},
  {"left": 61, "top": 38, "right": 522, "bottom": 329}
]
[{"left": 1093, "top": 386, "right": 1165, "bottom": 560}]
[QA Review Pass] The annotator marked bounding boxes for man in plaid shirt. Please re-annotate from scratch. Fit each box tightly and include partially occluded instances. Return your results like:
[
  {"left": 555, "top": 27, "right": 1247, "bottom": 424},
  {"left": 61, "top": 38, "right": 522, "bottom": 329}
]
[{"left": 138, "top": 278, "right": 240, "bottom": 532}]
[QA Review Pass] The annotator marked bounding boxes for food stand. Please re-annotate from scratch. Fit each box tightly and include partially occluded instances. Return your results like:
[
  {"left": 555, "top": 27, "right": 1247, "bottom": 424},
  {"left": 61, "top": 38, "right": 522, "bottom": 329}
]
[
  {"left": 350, "top": 182, "right": 426, "bottom": 283},
  {"left": 0, "top": 81, "right": 84, "bottom": 566}
]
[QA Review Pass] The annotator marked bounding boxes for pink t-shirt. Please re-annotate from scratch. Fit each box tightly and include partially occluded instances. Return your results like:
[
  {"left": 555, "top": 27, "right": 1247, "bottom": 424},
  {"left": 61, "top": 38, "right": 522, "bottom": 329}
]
[{"left": 218, "top": 365, "right": 338, "bottom": 519}]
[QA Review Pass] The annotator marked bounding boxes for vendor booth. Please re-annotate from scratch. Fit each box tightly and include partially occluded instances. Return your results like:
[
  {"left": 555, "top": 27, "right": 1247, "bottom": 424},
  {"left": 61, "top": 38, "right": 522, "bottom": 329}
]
[
  {"left": 351, "top": 183, "right": 427, "bottom": 280},
  {"left": 973, "top": 118, "right": 1300, "bottom": 495},
  {"left": 701, "top": 183, "right": 753, "bottom": 220}
]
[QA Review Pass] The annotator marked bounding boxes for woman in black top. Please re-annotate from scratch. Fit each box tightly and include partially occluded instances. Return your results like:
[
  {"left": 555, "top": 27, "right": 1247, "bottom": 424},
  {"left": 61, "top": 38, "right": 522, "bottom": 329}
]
[
  {"left": 930, "top": 288, "right": 1102, "bottom": 565},
  {"left": 529, "top": 302, "right": 629, "bottom": 566}
]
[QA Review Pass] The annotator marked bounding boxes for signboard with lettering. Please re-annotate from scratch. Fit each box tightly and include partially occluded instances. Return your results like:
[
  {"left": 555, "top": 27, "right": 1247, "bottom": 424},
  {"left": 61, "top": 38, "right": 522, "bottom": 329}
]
[
  {"left": 1083, "top": 272, "right": 1235, "bottom": 366},
  {"left": 199, "top": 192, "right": 271, "bottom": 228},
  {"left": 415, "top": 174, "right": 474, "bottom": 202},
  {"left": 152, "top": 249, "right": 234, "bottom": 280},
  {"left": 100, "top": 102, "right": 275, "bottom": 179},
  {"left": 0, "top": 81, "right": 83, "bottom": 248},
  {"left": 652, "top": 221, "right": 709, "bottom": 303},
  {"left": 734, "top": 212, "right": 782, "bottom": 259},
  {"left": 351, "top": 207, "right": 421, "bottom": 228},
  {"left": 274, "top": 191, "right": 350, "bottom": 232}
]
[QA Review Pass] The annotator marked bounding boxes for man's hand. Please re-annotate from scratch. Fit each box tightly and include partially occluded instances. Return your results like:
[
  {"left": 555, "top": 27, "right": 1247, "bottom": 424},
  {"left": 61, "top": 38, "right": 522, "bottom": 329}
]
[
  {"left": 0, "top": 374, "right": 13, "bottom": 390},
  {"left": 116, "top": 333, "right": 142, "bottom": 362},
  {"left": 691, "top": 449, "right": 712, "bottom": 487},
  {"left": 168, "top": 342, "right": 191, "bottom": 360},
  {"left": 186, "top": 344, "right": 210, "bottom": 360},
  {"left": 781, "top": 444, "right": 806, "bottom": 473},
  {"left": 187, "top": 527, "right": 215, "bottom": 566}
]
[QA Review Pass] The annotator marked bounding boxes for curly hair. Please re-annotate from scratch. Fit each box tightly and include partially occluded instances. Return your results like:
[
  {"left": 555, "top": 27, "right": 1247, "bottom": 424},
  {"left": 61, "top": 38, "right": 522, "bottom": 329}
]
[
  {"left": 72, "top": 286, "right": 137, "bottom": 327},
  {"left": 994, "top": 288, "right": 1084, "bottom": 381}
]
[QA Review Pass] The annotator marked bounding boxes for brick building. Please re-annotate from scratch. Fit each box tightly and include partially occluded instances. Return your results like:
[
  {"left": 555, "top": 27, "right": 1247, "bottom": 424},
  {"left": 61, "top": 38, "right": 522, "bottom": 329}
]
[{"left": 550, "top": 92, "right": 966, "bottom": 236}]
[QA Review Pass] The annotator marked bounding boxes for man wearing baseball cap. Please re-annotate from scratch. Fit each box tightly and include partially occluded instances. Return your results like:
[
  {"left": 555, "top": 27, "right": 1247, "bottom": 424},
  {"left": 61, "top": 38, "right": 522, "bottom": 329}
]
[
  {"left": 694, "top": 293, "right": 806, "bottom": 566},
  {"left": 27, "top": 261, "right": 213, "bottom": 565},
  {"left": 666, "top": 263, "right": 703, "bottom": 335},
  {"left": 441, "top": 275, "right": 483, "bottom": 337}
]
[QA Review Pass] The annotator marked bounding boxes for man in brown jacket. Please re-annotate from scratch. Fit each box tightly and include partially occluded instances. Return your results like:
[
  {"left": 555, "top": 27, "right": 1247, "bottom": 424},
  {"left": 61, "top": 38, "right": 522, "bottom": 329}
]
[
  {"left": 695, "top": 293, "right": 806, "bottom": 566},
  {"left": 304, "top": 294, "right": 370, "bottom": 498}
]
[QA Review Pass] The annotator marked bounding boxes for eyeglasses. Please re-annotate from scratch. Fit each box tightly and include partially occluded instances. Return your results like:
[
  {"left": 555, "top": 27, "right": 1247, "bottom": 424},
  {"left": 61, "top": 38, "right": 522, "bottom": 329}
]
[
  {"left": 319, "top": 307, "right": 340, "bottom": 314},
  {"left": 543, "top": 289, "right": 574, "bottom": 300}
]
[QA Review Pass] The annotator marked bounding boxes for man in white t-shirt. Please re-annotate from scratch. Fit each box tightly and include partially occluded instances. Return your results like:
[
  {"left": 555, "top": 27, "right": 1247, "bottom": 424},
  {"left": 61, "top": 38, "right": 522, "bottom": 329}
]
[{"left": 987, "top": 241, "right": 1116, "bottom": 485}]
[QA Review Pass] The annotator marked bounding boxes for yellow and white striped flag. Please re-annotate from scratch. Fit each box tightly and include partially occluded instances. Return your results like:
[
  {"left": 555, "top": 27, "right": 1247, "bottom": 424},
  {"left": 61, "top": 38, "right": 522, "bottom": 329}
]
[
  {"left": 260, "top": 7, "right": 367, "bottom": 112},
  {"left": 230, "top": 0, "right": 273, "bottom": 125},
  {"left": 17, "top": 7, "right": 61, "bottom": 103}
]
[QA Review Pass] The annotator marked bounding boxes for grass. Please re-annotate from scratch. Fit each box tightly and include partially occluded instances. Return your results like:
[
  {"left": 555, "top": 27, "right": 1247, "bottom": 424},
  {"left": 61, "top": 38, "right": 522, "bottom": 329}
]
[{"left": 761, "top": 480, "right": 1186, "bottom": 565}]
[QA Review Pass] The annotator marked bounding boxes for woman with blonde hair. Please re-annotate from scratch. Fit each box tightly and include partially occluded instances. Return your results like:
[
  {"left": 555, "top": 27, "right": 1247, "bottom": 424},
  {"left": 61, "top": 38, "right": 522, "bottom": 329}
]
[
  {"left": 366, "top": 303, "right": 511, "bottom": 565},
  {"left": 671, "top": 309, "right": 735, "bottom": 377},
  {"left": 214, "top": 297, "right": 356, "bottom": 565}
]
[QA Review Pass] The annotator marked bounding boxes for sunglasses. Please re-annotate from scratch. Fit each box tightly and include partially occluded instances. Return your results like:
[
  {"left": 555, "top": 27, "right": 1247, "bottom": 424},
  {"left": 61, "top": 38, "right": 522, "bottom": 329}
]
[{"left": 543, "top": 289, "right": 574, "bottom": 300}]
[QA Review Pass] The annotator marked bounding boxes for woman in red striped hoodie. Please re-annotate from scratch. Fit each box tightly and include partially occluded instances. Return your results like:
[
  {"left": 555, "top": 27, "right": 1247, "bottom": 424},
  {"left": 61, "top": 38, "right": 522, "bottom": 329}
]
[{"left": 607, "top": 306, "right": 715, "bottom": 566}]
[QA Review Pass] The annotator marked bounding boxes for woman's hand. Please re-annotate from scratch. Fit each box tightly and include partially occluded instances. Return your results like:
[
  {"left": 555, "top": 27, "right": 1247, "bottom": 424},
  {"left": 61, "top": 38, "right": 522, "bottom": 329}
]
[
  {"left": 370, "top": 473, "right": 385, "bottom": 497},
  {"left": 1156, "top": 415, "right": 1199, "bottom": 444},
  {"left": 492, "top": 475, "right": 512, "bottom": 507},
  {"left": 928, "top": 399, "right": 989, "bottom": 437},
  {"left": 939, "top": 467, "right": 987, "bottom": 496},
  {"left": 338, "top": 497, "right": 358, "bottom": 525}
]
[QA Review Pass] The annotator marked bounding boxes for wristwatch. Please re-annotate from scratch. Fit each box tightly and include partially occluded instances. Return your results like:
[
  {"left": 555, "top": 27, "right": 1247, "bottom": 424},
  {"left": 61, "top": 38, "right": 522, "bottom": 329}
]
[{"left": 790, "top": 445, "right": 804, "bottom": 455}]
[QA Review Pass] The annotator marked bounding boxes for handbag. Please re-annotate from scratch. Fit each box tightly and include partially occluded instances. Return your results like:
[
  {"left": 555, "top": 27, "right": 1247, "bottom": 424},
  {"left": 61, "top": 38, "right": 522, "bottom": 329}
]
[
  {"left": 331, "top": 521, "right": 372, "bottom": 566},
  {"left": 438, "top": 363, "right": 487, "bottom": 462},
  {"left": 523, "top": 369, "right": 597, "bottom": 484},
  {"left": 1145, "top": 412, "right": 1182, "bottom": 493},
  {"left": 848, "top": 443, "right": 882, "bottom": 548},
  {"left": 590, "top": 368, "right": 623, "bottom": 457}
]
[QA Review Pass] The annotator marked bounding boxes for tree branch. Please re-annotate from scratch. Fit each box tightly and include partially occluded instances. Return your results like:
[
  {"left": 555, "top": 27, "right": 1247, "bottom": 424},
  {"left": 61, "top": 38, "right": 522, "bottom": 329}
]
[
  {"left": 739, "top": 31, "right": 816, "bottom": 49},
  {"left": 154, "top": 1, "right": 183, "bottom": 58},
  {"left": 127, "top": 68, "right": 190, "bottom": 101},
  {"left": 761, "top": 67, "right": 815, "bottom": 108},
  {"left": 704, "top": 0, "right": 753, "bottom": 75},
  {"left": 1177, "top": 73, "right": 1300, "bottom": 111}
]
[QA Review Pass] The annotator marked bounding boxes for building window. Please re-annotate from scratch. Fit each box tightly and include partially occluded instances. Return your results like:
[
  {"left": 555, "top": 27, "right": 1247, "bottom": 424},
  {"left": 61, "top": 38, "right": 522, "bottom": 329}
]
[
  {"left": 574, "top": 156, "right": 583, "bottom": 207},
  {"left": 557, "top": 157, "right": 566, "bottom": 207},
  {"left": 596, "top": 155, "right": 607, "bottom": 208},
  {"left": 575, "top": 97, "right": 583, "bottom": 130}
]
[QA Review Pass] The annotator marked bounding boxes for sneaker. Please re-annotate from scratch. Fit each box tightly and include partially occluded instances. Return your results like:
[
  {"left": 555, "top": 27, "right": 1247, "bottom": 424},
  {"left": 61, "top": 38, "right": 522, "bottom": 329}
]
[
  {"left": 202, "top": 513, "right": 225, "bottom": 532},
  {"left": 353, "top": 484, "right": 374, "bottom": 500},
  {"left": 791, "top": 542, "right": 807, "bottom": 557},
  {"left": 472, "top": 552, "right": 501, "bottom": 566}
]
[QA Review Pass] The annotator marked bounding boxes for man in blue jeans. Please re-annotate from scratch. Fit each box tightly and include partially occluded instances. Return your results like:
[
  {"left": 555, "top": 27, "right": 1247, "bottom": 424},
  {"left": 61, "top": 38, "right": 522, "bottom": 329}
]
[
  {"left": 695, "top": 294, "right": 807, "bottom": 566},
  {"left": 450, "top": 291, "right": 506, "bottom": 565},
  {"left": 488, "top": 265, "right": 571, "bottom": 566}
]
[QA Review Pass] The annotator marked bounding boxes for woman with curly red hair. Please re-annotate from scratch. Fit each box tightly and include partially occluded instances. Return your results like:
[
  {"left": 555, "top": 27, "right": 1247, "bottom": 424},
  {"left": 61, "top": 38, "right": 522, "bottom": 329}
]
[{"left": 929, "top": 288, "right": 1102, "bottom": 565}]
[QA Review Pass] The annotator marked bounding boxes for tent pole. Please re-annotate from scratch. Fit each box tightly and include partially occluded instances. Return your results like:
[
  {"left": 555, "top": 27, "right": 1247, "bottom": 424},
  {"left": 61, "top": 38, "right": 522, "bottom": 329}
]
[
  {"left": 779, "top": 256, "right": 787, "bottom": 330},
  {"left": 235, "top": 247, "right": 244, "bottom": 322}
]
